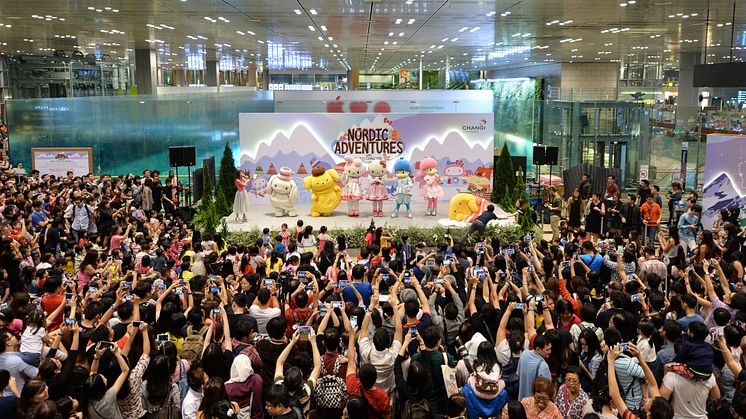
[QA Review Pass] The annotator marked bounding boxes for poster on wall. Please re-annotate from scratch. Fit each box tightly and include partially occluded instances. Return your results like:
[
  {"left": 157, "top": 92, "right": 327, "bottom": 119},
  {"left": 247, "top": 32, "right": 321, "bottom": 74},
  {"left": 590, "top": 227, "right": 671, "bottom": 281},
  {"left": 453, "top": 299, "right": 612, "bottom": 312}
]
[
  {"left": 237, "top": 113, "right": 494, "bottom": 205},
  {"left": 32, "top": 148, "right": 93, "bottom": 178},
  {"left": 702, "top": 134, "right": 746, "bottom": 229}
]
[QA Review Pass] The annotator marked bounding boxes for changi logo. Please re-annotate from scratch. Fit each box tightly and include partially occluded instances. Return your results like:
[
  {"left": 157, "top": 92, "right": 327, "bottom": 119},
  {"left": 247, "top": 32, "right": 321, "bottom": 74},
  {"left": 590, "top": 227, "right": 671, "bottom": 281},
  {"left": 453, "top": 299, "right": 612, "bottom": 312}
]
[{"left": 462, "top": 119, "right": 487, "bottom": 132}]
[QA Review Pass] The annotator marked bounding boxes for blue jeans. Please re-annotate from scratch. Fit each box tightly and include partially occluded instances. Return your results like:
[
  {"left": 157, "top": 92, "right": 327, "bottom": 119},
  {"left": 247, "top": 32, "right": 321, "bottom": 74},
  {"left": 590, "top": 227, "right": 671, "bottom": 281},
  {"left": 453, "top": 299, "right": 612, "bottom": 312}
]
[
  {"left": 643, "top": 225, "right": 657, "bottom": 246},
  {"left": 21, "top": 352, "right": 40, "bottom": 367}
]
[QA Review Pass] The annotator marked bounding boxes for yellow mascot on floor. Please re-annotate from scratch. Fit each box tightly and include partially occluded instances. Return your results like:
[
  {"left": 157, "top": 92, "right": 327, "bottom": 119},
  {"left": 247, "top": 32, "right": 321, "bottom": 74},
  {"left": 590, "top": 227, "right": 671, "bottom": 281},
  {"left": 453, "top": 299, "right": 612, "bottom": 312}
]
[
  {"left": 449, "top": 193, "right": 490, "bottom": 222},
  {"left": 303, "top": 165, "right": 342, "bottom": 217}
]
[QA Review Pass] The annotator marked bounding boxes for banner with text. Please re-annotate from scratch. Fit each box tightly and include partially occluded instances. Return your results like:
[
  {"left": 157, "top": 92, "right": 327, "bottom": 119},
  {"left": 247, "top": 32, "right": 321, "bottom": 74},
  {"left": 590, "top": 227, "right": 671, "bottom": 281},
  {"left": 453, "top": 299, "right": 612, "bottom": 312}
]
[{"left": 238, "top": 113, "right": 494, "bottom": 205}]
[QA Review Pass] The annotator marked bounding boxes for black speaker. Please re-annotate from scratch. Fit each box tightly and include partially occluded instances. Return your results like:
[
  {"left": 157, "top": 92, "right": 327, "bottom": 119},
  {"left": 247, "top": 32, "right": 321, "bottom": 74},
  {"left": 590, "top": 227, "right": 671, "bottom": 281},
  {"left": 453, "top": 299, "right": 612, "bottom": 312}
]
[
  {"left": 193, "top": 168, "right": 203, "bottom": 202},
  {"left": 169, "top": 147, "right": 182, "bottom": 167},
  {"left": 532, "top": 146, "right": 559, "bottom": 165},
  {"left": 533, "top": 146, "right": 546, "bottom": 165},
  {"left": 544, "top": 146, "right": 558, "bottom": 165},
  {"left": 169, "top": 146, "right": 197, "bottom": 167}
]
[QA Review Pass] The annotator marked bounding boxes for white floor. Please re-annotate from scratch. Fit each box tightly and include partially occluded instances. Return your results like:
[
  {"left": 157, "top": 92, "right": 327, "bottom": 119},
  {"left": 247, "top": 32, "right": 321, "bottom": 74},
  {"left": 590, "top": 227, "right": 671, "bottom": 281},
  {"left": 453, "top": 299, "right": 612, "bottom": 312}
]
[{"left": 225, "top": 202, "right": 517, "bottom": 232}]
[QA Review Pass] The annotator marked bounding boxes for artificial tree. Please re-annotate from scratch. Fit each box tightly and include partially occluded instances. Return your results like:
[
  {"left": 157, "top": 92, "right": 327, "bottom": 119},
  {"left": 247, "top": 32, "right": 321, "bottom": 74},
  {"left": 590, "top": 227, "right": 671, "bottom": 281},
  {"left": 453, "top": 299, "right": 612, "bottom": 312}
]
[
  {"left": 216, "top": 142, "right": 237, "bottom": 216},
  {"left": 492, "top": 144, "right": 516, "bottom": 211},
  {"left": 193, "top": 160, "right": 221, "bottom": 234}
]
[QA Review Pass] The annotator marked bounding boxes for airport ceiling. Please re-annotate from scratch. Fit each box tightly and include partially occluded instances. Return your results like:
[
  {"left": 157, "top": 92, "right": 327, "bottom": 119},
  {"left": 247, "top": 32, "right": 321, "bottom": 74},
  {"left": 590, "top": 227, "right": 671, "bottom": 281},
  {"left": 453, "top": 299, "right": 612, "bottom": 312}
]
[{"left": 0, "top": 0, "right": 744, "bottom": 73}]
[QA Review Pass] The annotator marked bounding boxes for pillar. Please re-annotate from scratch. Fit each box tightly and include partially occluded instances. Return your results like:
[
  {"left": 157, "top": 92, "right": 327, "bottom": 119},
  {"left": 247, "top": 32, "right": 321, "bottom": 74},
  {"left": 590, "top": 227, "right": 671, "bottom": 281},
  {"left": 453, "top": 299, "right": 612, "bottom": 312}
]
[
  {"left": 262, "top": 68, "right": 270, "bottom": 90},
  {"left": 347, "top": 68, "right": 359, "bottom": 90},
  {"left": 134, "top": 49, "right": 157, "bottom": 94},
  {"left": 172, "top": 68, "right": 185, "bottom": 87},
  {"left": 676, "top": 52, "right": 702, "bottom": 129},
  {"left": 419, "top": 58, "right": 423, "bottom": 90},
  {"left": 205, "top": 60, "right": 219, "bottom": 87},
  {"left": 247, "top": 64, "right": 258, "bottom": 88}
]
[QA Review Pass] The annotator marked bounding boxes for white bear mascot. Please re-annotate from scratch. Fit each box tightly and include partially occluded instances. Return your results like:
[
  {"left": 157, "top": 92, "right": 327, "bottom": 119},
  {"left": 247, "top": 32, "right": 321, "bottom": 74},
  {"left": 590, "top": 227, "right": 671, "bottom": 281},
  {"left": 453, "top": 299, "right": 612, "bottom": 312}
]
[{"left": 265, "top": 167, "right": 299, "bottom": 217}]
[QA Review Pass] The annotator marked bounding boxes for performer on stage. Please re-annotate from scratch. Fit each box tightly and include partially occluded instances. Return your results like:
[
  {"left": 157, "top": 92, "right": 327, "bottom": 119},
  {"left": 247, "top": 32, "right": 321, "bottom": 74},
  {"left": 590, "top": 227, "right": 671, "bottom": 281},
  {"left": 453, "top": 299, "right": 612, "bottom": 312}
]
[
  {"left": 233, "top": 169, "right": 251, "bottom": 222},
  {"left": 366, "top": 160, "right": 388, "bottom": 217},
  {"left": 418, "top": 156, "right": 443, "bottom": 216},
  {"left": 340, "top": 156, "right": 365, "bottom": 217},
  {"left": 391, "top": 158, "right": 414, "bottom": 219}
]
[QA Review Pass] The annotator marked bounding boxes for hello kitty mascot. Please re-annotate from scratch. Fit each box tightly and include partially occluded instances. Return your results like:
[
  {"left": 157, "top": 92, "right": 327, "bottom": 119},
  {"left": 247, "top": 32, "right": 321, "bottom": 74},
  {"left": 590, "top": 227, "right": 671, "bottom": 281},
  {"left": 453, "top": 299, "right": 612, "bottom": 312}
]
[
  {"left": 340, "top": 156, "right": 365, "bottom": 216},
  {"left": 418, "top": 156, "right": 444, "bottom": 216},
  {"left": 366, "top": 160, "right": 388, "bottom": 217}
]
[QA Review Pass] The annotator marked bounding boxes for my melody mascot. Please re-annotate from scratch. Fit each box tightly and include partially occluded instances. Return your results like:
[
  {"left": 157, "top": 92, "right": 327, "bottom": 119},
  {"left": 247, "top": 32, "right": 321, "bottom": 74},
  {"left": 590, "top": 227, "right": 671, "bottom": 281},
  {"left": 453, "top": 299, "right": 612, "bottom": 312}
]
[
  {"left": 340, "top": 156, "right": 365, "bottom": 217},
  {"left": 418, "top": 156, "right": 444, "bottom": 216},
  {"left": 391, "top": 157, "right": 414, "bottom": 219},
  {"left": 366, "top": 160, "right": 388, "bottom": 217},
  {"left": 265, "top": 166, "right": 298, "bottom": 217},
  {"left": 303, "top": 165, "right": 342, "bottom": 217}
]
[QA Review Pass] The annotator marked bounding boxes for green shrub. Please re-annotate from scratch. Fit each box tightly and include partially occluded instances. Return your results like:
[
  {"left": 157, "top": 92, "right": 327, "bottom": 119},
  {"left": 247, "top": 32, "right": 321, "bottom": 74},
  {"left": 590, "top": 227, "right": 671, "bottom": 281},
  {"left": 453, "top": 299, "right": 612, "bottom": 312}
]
[{"left": 225, "top": 223, "right": 529, "bottom": 249}]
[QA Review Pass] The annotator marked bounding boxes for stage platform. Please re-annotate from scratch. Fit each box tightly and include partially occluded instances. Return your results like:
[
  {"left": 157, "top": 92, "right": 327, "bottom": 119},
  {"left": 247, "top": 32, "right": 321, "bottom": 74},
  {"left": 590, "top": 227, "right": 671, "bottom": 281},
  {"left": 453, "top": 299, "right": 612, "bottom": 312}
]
[{"left": 224, "top": 202, "right": 517, "bottom": 232}]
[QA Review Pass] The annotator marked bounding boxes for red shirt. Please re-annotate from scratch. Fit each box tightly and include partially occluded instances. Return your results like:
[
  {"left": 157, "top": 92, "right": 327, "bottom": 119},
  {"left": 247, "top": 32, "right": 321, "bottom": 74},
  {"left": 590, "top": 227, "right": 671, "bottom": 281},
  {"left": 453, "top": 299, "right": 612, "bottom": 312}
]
[
  {"left": 41, "top": 293, "right": 65, "bottom": 332},
  {"left": 346, "top": 374, "right": 390, "bottom": 419}
]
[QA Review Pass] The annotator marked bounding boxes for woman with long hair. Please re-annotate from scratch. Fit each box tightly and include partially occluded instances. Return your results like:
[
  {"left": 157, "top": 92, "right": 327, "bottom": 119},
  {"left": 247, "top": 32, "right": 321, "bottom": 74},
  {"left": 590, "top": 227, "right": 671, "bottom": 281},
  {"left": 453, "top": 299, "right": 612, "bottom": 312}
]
[
  {"left": 577, "top": 329, "right": 603, "bottom": 393},
  {"left": 697, "top": 230, "right": 718, "bottom": 262},
  {"left": 232, "top": 170, "right": 251, "bottom": 223},
  {"left": 142, "top": 354, "right": 181, "bottom": 417},
  {"left": 77, "top": 250, "right": 100, "bottom": 288},
  {"left": 197, "top": 377, "right": 240, "bottom": 419},
  {"left": 81, "top": 343, "right": 130, "bottom": 419},
  {"left": 18, "top": 379, "right": 49, "bottom": 418},
  {"left": 394, "top": 332, "right": 431, "bottom": 416}
]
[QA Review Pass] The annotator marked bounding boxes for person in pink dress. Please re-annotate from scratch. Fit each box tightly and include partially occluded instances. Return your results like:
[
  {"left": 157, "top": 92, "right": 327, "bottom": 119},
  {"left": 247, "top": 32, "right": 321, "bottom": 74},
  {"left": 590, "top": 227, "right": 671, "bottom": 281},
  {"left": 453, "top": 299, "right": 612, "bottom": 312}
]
[
  {"left": 233, "top": 170, "right": 251, "bottom": 222},
  {"left": 366, "top": 160, "right": 388, "bottom": 217},
  {"left": 418, "top": 156, "right": 444, "bottom": 216},
  {"left": 340, "top": 156, "right": 365, "bottom": 216}
]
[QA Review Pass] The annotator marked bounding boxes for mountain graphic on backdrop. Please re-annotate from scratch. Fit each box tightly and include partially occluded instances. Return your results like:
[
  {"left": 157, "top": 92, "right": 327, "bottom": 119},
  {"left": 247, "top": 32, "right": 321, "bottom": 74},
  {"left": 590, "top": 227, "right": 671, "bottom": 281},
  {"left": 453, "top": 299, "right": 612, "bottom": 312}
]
[
  {"left": 408, "top": 131, "right": 492, "bottom": 165},
  {"left": 240, "top": 124, "right": 338, "bottom": 171},
  {"left": 702, "top": 172, "right": 746, "bottom": 218}
]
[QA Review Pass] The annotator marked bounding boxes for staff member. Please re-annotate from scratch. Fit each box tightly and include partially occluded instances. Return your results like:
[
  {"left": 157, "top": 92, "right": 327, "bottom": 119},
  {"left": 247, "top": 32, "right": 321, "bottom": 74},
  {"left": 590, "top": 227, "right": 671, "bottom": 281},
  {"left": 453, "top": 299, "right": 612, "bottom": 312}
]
[
  {"left": 461, "top": 204, "right": 497, "bottom": 241},
  {"left": 547, "top": 186, "right": 563, "bottom": 241}
]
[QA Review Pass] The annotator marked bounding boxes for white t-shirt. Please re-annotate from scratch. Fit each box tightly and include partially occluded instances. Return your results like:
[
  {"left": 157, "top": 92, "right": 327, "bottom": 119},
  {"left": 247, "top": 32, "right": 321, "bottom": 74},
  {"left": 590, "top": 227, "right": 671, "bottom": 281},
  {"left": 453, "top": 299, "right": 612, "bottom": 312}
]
[
  {"left": 249, "top": 306, "right": 281, "bottom": 335},
  {"left": 20, "top": 326, "right": 45, "bottom": 353},
  {"left": 662, "top": 371, "right": 717, "bottom": 419},
  {"left": 357, "top": 336, "right": 402, "bottom": 393},
  {"left": 637, "top": 337, "right": 657, "bottom": 364}
]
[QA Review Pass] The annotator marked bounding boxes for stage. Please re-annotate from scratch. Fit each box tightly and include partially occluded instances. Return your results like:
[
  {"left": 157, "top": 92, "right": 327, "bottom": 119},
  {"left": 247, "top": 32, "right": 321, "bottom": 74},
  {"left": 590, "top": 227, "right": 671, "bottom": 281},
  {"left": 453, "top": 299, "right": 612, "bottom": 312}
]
[{"left": 224, "top": 202, "right": 517, "bottom": 232}]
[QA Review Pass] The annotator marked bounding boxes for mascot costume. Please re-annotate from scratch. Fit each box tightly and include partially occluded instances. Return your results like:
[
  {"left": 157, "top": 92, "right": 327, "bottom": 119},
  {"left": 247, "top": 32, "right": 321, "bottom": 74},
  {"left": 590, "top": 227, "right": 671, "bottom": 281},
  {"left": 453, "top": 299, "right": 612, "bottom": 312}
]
[
  {"left": 449, "top": 192, "right": 491, "bottom": 222},
  {"left": 366, "top": 160, "right": 388, "bottom": 217},
  {"left": 265, "top": 167, "right": 298, "bottom": 217},
  {"left": 391, "top": 157, "right": 414, "bottom": 219},
  {"left": 303, "top": 165, "right": 342, "bottom": 217},
  {"left": 340, "top": 156, "right": 365, "bottom": 217},
  {"left": 418, "top": 156, "right": 444, "bottom": 216}
]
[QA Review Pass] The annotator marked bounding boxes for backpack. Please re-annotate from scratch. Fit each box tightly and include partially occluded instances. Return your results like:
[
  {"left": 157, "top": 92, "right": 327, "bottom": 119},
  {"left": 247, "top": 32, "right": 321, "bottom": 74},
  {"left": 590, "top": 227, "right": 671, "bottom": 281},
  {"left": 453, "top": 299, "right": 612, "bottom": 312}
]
[
  {"left": 402, "top": 399, "right": 430, "bottom": 419},
  {"left": 312, "top": 357, "right": 347, "bottom": 409},
  {"left": 181, "top": 325, "right": 209, "bottom": 365},
  {"left": 143, "top": 388, "right": 180, "bottom": 419}
]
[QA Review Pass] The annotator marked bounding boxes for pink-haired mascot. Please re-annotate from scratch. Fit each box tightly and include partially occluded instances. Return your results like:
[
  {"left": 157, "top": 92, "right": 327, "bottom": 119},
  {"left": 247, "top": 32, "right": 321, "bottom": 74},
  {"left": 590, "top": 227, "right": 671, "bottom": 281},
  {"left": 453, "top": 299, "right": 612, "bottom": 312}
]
[{"left": 418, "top": 156, "right": 444, "bottom": 216}]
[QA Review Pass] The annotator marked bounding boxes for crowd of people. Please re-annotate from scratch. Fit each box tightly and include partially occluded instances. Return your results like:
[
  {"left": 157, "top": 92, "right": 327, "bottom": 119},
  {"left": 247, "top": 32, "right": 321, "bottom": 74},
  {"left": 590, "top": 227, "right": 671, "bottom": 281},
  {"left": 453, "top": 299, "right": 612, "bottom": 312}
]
[{"left": 0, "top": 167, "right": 744, "bottom": 419}]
